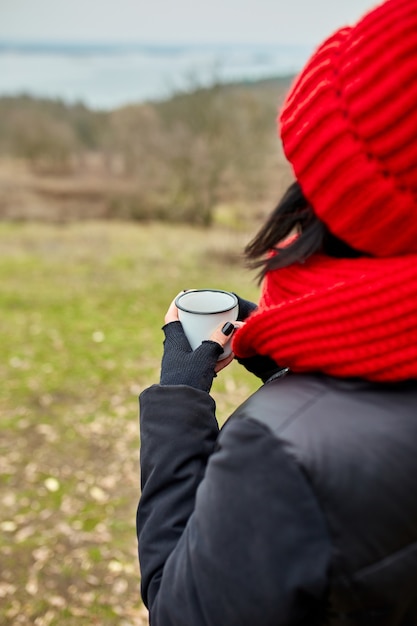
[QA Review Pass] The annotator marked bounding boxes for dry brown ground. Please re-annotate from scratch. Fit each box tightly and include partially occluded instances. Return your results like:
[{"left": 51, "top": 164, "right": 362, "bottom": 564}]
[{"left": 1, "top": 219, "right": 261, "bottom": 625}]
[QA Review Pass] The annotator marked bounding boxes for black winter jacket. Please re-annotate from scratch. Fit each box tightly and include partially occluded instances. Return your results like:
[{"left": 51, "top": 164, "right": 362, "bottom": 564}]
[{"left": 137, "top": 373, "right": 417, "bottom": 626}]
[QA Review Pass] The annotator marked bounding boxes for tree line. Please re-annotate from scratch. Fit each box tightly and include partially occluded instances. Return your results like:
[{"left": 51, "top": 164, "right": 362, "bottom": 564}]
[{"left": 0, "top": 77, "right": 294, "bottom": 225}]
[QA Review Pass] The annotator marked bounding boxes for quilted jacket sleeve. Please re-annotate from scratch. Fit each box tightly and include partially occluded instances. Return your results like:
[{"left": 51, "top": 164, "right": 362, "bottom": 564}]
[{"left": 137, "top": 383, "right": 330, "bottom": 626}]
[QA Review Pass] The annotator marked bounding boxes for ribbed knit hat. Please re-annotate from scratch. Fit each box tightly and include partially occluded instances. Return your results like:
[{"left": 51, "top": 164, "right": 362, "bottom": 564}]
[{"left": 279, "top": 0, "right": 417, "bottom": 257}]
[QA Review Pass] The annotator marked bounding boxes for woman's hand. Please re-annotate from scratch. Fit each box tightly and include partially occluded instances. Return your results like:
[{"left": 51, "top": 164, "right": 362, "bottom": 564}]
[
  {"left": 164, "top": 293, "right": 182, "bottom": 324},
  {"left": 160, "top": 293, "right": 242, "bottom": 392}
]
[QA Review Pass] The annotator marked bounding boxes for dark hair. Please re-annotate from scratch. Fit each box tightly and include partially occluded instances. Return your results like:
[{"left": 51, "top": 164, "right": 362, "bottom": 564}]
[{"left": 245, "top": 181, "right": 364, "bottom": 281}]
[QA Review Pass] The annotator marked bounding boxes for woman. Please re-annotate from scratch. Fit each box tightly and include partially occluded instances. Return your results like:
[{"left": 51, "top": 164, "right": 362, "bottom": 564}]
[{"left": 137, "top": 0, "right": 417, "bottom": 623}]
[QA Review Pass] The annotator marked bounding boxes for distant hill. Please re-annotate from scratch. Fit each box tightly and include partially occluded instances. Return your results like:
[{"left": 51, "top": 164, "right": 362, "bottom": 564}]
[{"left": 0, "top": 40, "right": 305, "bottom": 109}]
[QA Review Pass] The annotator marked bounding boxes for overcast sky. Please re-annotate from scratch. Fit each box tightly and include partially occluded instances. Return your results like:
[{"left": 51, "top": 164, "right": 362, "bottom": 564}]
[{"left": 1, "top": 0, "right": 378, "bottom": 45}]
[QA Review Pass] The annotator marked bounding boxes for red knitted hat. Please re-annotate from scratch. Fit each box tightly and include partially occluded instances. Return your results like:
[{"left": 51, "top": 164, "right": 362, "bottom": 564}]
[{"left": 279, "top": 0, "right": 417, "bottom": 257}]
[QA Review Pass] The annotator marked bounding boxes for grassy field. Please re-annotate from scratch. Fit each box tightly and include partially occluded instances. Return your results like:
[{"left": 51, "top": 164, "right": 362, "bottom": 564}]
[{"left": 0, "top": 220, "right": 261, "bottom": 625}]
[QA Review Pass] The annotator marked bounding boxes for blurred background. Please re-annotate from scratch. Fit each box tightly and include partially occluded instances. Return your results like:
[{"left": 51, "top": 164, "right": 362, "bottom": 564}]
[{"left": 0, "top": 1, "right": 374, "bottom": 624}]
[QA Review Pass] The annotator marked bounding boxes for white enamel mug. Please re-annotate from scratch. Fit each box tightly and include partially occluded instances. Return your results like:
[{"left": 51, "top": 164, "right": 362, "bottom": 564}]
[{"left": 175, "top": 289, "right": 238, "bottom": 360}]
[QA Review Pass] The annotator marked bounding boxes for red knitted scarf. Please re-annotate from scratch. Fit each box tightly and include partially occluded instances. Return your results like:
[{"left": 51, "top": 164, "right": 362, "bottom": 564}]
[{"left": 232, "top": 254, "right": 417, "bottom": 382}]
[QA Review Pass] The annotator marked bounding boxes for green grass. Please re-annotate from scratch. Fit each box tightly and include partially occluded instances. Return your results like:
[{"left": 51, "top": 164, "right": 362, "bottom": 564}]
[{"left": 0, "top": 221, "right": 260, "bottom": 625}]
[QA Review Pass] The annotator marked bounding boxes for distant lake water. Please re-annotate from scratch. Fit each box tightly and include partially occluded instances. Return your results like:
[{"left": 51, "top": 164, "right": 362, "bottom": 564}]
[{"left": 0, "top": 42, "right": 313, "bottom": 110}]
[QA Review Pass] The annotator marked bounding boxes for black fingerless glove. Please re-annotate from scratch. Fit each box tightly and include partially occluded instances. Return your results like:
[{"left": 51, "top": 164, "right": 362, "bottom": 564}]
[
  {"left": 233, "top": 294, "right": 258, "bottom": 321},
  {"left": 160, "top": 321, "right": 223, "bottom": 393},
  {"left": 232, "top": 294, "right": 281, "bottom": 382},
  {"left": 235, "top": 353, "right": 284, "bottom": 383}
]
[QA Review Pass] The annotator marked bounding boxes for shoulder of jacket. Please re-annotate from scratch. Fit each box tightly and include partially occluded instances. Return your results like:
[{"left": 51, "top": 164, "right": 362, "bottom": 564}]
[
  {"left": 228, "top": 373, "right": 417, "bottom": 440},
  {"left": 227, "top": 373, "right": 417, "bottom": 580},
  {"left": 228, "top": 373, "right": 331, "bottom": 436}
]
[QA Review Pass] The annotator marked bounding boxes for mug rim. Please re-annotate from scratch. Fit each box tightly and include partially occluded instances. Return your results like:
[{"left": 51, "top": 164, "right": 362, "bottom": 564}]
[{"left": 175, "top": 289, "right": 238, "bottom": 315}]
